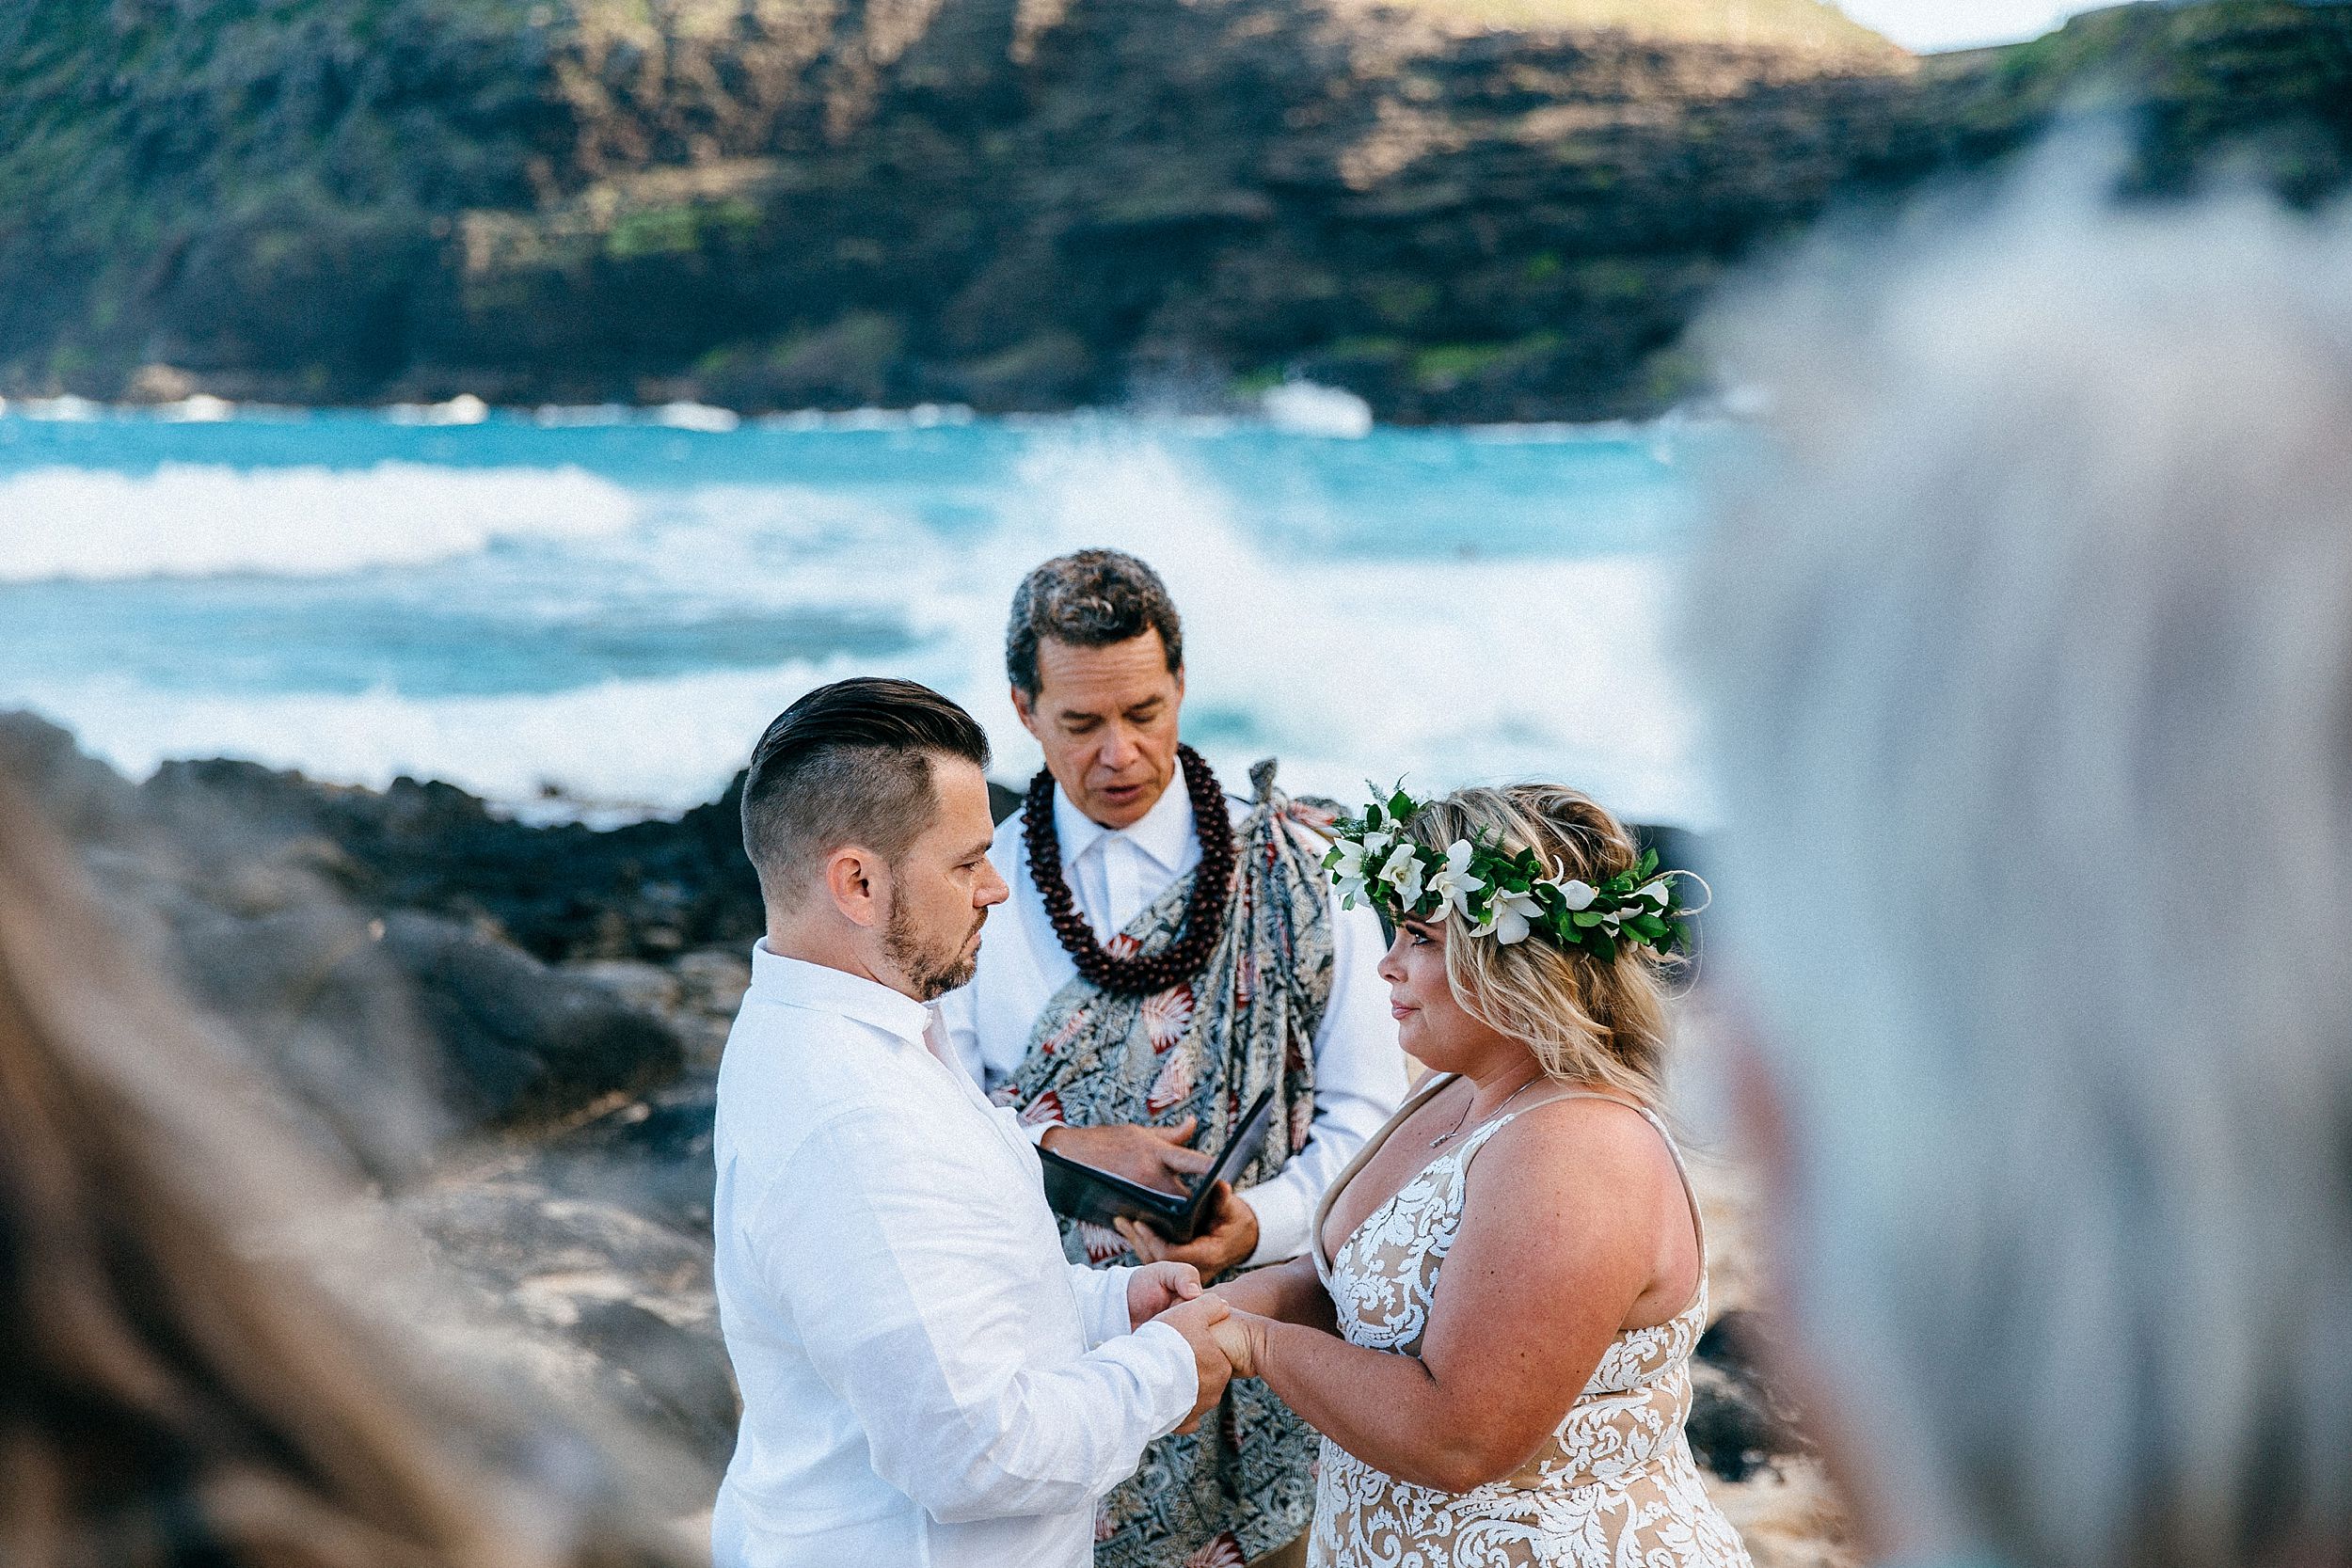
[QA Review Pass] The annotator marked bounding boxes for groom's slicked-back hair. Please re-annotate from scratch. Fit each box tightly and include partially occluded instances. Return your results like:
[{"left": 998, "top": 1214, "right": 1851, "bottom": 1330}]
[{"left": 740, "top": 678, "right": 991, "bottom": 907}]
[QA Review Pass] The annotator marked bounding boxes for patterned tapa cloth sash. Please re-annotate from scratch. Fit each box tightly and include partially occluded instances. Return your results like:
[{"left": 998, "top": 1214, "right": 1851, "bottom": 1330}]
[{"left": 997, "top": 759, "right": 1337, "bottom": 1568}]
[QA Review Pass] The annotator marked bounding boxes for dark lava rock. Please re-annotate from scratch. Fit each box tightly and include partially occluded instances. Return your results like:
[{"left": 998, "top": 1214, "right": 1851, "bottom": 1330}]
[
  {"left": 378, "top": 911, "right": 682, "bottom": 1130},
  {"left": 141, "top": 757, "right": 1026, "bottom": 967},
  {"left": 1, "top": 713, "right": 689, "bottom": 1164},
  {"left": 144, "top": 758, "right": 767, "bottom": 965},
  {"left": 1688, "top": 1308, "right": 1814, "bottom": 1482}
]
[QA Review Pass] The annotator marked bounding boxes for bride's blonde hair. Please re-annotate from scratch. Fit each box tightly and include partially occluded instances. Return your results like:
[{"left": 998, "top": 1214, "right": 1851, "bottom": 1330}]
[{"left": 1401, "top": 784, "right": 1673, "bottom": 1104}]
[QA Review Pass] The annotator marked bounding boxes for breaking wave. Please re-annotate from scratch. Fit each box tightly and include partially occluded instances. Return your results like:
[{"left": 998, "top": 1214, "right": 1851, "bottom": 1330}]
[{"left": 0, "top": 462, "right": 637, "bottom": 581}]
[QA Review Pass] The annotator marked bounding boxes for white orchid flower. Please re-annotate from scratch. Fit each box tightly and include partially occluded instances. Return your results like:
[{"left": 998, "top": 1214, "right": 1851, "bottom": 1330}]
[
  {"left": 1422, "top": 840, "right": 1486, "bottom": 924},
  {"left": 1375, "top": 843, "right": 1426, "bottom": 911},
  {"left": 1472, "top": 883, "right": 1545, "bottom": 944},
  {"left": 1361, "top": 829, "right": 1394, "bottom": 858},
  {"left": 1635, "top": 879, "right": 1672, "bottom": 910},
  {"left": 1549, "top": 877, "right": 1597, "bottom": 911},
  {"left": 1327, "top": 838, "right": 1373, "bottom": 906}
]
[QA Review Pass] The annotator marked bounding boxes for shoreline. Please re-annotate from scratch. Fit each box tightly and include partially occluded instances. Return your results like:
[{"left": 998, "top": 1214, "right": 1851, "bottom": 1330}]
[{"left": 0, "top": 388, "right": 1745, "bottom": 440}]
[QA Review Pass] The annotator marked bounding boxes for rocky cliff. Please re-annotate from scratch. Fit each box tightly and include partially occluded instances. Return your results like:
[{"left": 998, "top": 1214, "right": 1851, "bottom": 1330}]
[{"left": 3, "top": 0, "right": 2347, "bottom": 420}]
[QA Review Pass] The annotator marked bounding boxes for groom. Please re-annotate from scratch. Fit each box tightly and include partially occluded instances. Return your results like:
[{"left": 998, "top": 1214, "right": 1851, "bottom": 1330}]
[
  {"left": 710, "top": 676, "right": 1238, "bottom": 1568},
  {"left": 938, "top": 550, "right": 1407, "bottom": 1567}
]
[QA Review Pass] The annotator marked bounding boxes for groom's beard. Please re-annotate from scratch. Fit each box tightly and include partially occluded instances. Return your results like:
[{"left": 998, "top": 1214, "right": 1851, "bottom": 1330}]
[{"left": 885, "top": 899, "right": 986, "bottom": 1002}]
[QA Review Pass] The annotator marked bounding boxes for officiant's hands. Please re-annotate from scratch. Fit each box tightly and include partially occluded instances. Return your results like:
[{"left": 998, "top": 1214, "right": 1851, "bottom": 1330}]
[
  {"left": 1113, "top": 1180, "right": 1261, "bottom": 1275},
  {"left": 1041, "top": 1116, "right": 1215, "bottom": 1195},
  {"left": 1152, "top": 1292, "right": 1239, "bottom": 1433},
  {"left": 1126, "top": 1260, "right": 1205, "bottom": 1328}
]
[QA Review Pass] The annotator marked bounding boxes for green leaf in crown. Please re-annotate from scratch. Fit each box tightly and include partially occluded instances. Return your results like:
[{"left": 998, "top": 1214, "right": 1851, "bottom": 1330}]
[{"left": 1321, "top": 784, "right": 1706, "bottom": 958}]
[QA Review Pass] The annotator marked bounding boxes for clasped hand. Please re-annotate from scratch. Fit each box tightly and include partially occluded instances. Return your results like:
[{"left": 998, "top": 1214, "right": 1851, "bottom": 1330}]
[{"left": 1126, "top": 1262, "right": 1270, "bottom": 1432}]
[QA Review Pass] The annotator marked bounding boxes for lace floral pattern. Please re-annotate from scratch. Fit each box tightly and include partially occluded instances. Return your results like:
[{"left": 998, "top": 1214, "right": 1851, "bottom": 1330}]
[{"left": 1308, "top": 1098, "right": 1754, "bottom": 1568}]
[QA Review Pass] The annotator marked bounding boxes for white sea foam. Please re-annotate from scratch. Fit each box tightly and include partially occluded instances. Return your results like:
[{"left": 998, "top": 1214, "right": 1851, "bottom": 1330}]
[
  {"left": 651, "top": 401, "right": 740, "bottom": 433},
  {"left": 754, "top": 404, "right": 976, "bottom": 431},
  {"left": 0, "top": 462, "right": 638, "bottom": 581},
  {"left": 14, "top": 665, "right": 853, "bottom": 815},
  {"left": 156, "top": 394, "right": 238, "bottom": 422},
  {"left": 14, "top": 395, "right": 103, "bottom": 421},
  {"left": 532, "top": 404, "right": 637, "bottom": 427},
  {"left": 386, "top": 393, "right": 490, "bottom": 426}
]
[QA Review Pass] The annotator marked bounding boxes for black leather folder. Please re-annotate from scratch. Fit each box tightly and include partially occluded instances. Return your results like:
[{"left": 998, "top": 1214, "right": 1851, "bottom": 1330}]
[{"left": 1035, "top": 1087, "right": 1279, "bottom": 1243}]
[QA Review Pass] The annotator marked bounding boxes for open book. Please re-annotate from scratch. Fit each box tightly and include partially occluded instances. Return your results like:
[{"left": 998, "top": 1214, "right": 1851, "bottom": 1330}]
[{"left": 1036, "top": 1087, "right": 1278, "bottom": 1243}]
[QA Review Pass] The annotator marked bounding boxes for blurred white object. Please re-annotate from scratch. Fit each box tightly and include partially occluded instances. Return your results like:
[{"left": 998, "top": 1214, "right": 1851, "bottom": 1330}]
[
  {"left": 1693, "top": 172, "right": 2352, "bottom": 1568},
  {"left": 1261, "top": 379, "right": 1373, "bottom": 438},
  {"left": 653, "top": 400, "right": 740, "bottom": 433},
  {"left": 158, "top": 394, "right": 235, "bottom": 422}
]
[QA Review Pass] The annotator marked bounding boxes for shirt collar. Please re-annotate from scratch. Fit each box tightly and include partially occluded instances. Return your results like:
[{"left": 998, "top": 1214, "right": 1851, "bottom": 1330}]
[
  {"left": 749, "top": 941, "right": 932, "bottom": 1045},
  {"left": 1049, "top": 761, "right": 1199, "bottom": 875}
]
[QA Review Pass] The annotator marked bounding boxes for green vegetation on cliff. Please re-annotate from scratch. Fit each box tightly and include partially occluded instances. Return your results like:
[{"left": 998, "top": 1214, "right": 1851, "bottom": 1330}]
[
  {"left": 1338, "top": 0, "right": 1897, "bottom": 54},
  {"left": 1, "top": 0, "right": 2345, "bottom": 420}
]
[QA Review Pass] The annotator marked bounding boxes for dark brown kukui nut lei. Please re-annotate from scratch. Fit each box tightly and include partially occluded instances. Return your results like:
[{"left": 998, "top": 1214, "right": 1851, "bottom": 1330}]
[{"left": 1025, "top": 743, "right": 1236, "bottom": 996}]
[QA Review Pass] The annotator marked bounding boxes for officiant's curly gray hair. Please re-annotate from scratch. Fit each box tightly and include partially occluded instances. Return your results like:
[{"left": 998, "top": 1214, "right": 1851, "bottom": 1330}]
[
  {"left": 1005, "top": 548, "right": 1184, "bottom": 698},
  {"left": 1692, "top": 182, "right": 2352, "bottom": 1568}
]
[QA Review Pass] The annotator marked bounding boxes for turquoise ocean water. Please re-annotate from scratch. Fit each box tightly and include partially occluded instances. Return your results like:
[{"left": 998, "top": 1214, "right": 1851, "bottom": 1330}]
[{"left": 0, "top": 403, "right": 1718, "bottom": 826}]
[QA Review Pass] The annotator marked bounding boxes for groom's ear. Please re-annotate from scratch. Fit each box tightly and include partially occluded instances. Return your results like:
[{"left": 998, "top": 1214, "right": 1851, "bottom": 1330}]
[
  {"left": 1009, "top": 683, "right": 1040, "bottom": 738},
  {"left": 824, "top": 845, "right": 885, "bottom": 928}
]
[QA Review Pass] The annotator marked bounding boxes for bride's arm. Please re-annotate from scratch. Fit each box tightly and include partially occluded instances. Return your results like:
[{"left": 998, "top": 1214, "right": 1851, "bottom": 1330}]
[
  {"left": 1210, "top": 1253, "right": 1336, "bottom": 1332},
  {"left": 1224, "top": 1104, "right": 1676, "bottom": 1493}
]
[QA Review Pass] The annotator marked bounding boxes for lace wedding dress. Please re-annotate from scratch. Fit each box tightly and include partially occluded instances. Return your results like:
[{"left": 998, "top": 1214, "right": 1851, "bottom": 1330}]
[{"left": 1306, "top": 1076, "right": 1755, "bottom": 1568}]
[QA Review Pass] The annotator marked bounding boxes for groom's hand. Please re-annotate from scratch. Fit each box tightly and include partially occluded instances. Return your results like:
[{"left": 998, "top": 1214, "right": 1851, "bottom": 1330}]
[
  {"left": 1114, "top": 1181, "right": 1261, "bottom": 1275},
  {"left": 1126, "top": 1260, "right": 1204, "bottom": 1328},
  {"left": 1152, "top": 1292, "right": 1236, "bottom": 1433},
  {"left": 1041, "top": 1117, "right": 1215, "bottom": 1195}
]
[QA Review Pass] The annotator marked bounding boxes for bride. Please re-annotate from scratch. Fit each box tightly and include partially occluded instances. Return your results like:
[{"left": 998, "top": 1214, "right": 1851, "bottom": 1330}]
[{"left": 1125, "top": 783, "right": 1751, "bottom": 1568}]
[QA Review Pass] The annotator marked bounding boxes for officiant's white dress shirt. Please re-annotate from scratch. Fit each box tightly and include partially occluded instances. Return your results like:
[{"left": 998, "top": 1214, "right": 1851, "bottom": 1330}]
[
  {"left": 936, "top": 768, "right": 1408, "bottom": 1266},
  {"left": 710, "top": 945, "right": 1200, "bottom": 1568}
]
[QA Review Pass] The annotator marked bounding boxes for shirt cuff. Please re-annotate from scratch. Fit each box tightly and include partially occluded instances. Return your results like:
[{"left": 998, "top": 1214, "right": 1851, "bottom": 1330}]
[
  {"left": 1025, "top": 1117, "right": 1062, "bottom": 1147},
  {"left": 1119, "top": 1320, "right": 1203, "bottom": 1439},
  {"left": 1075, "top": 1262, "right": 1136, "bottom": 1349},
  {"left": 1242, "top": 1175, "right": 1315, "bottom": 1267}
]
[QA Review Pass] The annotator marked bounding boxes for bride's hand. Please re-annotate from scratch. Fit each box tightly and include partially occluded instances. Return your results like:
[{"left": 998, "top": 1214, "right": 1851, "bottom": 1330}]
[{"left": 1208, "top": 1305, "right": 1268, "bottom": 1379}]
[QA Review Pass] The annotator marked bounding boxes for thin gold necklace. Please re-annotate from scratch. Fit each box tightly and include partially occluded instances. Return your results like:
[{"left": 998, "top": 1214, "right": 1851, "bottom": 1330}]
[{"left": 1429, "top": 1073, "right": 1546, "bottom": 1149}]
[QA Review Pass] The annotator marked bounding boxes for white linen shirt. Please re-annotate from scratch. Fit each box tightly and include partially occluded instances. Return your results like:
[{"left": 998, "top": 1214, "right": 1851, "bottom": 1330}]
[
  {"left": 936, "top": 768, "right": 1408, "bottom": 1266},
  {"left": 710, "top": 945, "right": 1199, "bottom": 1568}
]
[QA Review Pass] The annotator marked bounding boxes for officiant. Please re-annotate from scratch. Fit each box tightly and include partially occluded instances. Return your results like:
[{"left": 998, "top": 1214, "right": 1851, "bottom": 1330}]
[{"left": 939, "top": 548, "right": 1406, "bottom": 1568}]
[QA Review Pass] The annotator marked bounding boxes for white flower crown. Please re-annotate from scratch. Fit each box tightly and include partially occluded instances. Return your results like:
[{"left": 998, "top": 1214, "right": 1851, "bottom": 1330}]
[{"left": 1323, "top": 785, "right": 1703, "bottom": 958}]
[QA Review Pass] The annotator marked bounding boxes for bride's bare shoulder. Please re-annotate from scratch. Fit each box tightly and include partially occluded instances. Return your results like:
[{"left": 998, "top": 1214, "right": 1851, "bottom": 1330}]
[{"left": 1471, "top": 1094, "right": 1680, "bottom": 1202}]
